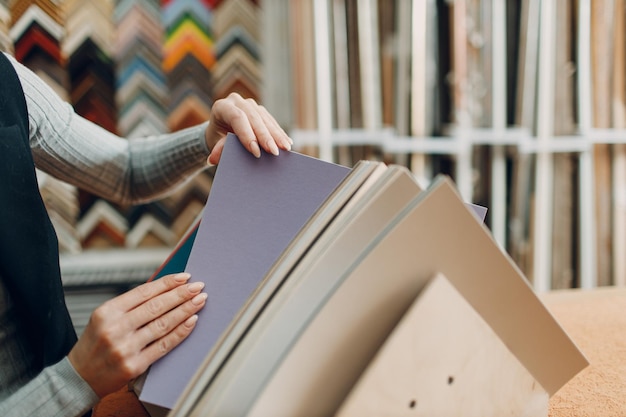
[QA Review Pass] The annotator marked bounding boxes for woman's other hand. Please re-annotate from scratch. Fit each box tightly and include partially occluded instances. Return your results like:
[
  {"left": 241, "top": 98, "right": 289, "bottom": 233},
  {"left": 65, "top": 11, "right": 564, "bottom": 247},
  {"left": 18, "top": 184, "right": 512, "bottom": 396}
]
[{"left": 67, "top": 273, "right": 207, "bottom": 398}]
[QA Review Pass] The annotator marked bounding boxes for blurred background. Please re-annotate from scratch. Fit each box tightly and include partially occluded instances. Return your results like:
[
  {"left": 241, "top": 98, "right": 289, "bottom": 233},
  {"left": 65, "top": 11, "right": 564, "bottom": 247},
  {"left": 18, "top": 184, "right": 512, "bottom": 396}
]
[{"left": 0, "top": 0, "right": 621, "bottom": 333}]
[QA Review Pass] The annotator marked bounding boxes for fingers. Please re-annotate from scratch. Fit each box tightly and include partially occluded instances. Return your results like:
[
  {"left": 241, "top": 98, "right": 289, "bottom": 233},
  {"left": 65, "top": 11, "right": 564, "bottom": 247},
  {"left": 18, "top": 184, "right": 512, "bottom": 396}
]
[
  {"left": 110, "top": 272, "right": 192, "bottom": 313},
  {"left": 256, "top": 102, "right": 292, "bottom": 150},
  {"left": 207, "top": 93, "right": 292, "bottom": 164},
  {"left": 129, "top": 283, "right": 206, "bottom": 377},
  {"left": 225, "top": 93, "right": 292, "bottom": 153},
  {"left": 213, "top": 95, "right": 272, "bottom": 155},
  {"left": 139, "top": 306, "right": 201, "bottom": 367},
  {"left": 136, "top": 286, "right": 207, "bottom": 348},
  {"left": 68, "top": 272, "right": 207, "bottom": 398},
  {"left": 125, "top": 278, "right": 206, "bottom": 331}
]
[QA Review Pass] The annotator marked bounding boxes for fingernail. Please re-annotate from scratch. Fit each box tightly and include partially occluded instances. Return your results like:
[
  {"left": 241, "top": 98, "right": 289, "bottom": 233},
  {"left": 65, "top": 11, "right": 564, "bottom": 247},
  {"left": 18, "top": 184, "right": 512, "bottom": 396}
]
[
  {"left": 175, "top": 273, "right": 191, "bottom": 283},
  {"left": 250, "top": 140, "right": 261, "bottom": 158},
  {"left": 188, "top": 282, "right": 205, "bottom": 293},
  {"left": 184, "top": 315, "right": 198, "bottom": 327},
  {"left": 191, "top": 293, "right": 208, "bottom": 305},
  {"left": 270, "top": 141, "right": 279, "bottom": 156}
]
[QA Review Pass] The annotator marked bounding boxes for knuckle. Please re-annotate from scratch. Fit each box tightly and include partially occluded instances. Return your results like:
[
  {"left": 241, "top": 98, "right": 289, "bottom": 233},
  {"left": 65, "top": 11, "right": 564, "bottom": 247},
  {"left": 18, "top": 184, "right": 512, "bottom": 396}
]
[
  {"left": 89, "top": 306, "right": 117, "bottom": 334},
  {"left": 109, "top": 345, "right": 125, "bottom": 363},
  {"left": 117, "top": 360, "right": 138, "bottom": 380},
  {"left": 157, "top": 338, "right": 170, "bottom": 355},
  {"left": 227, "top": 92, "right": 242, "bottom": 101},
  {"left": 260, "top": 131, "right": 273, "bottom": 142},
  {"left": 176, "top": 284, "right": 194, "bottom": 300},
  {"left": 98, "top": 327, "right": 117, "bottom": 348},
  {"left": 176, "top": 320, "right": 194, "bottom": 338},
  {"left": 108, "top": 347, "right": 133, "bottom": 377},
  {"left": 108, "top": 345, "right": 142, "bottom": 380},
  {"left": 87, "top": 313, "right": 114, "bottom": 341},
  {"left": 182, "top": 300, "right": 198, "bottom": 314},
  {"left": 135, "top": 282, "right": 154, "bottom": 299},
  {"left": 232, "top": 106, "right": 246, "bottom": 120},
  {"left": 213, "top": 97, "right": 227, "bottom": 110},
  {"left": 145, "top": 297, "right": 163, "bottom": 316},
  {"left": 152, "top": 316, "right": 169, "bottom": 334},
  {"left": 89, "top": 306, "right": 107, "bottom": 328},
  {"left": 163, "top": 273, "right": 181, "bottom": 288}
]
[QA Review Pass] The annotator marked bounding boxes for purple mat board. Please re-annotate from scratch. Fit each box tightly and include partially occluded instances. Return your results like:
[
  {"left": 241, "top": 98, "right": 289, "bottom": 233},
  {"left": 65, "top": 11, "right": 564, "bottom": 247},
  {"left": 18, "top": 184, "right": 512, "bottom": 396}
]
[{"left": 139, "top": 134, "right": 350, "bottom": 411}]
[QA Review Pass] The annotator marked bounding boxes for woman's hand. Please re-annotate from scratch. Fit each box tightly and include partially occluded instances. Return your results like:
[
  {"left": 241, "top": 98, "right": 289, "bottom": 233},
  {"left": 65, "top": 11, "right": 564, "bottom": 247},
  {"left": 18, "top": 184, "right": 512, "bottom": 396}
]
[
  {"left": 67, "top": 273, "right": 207, "bottom": 398},
  {"left": 205, "top": 92, "right": 293, "bottom": 165}
]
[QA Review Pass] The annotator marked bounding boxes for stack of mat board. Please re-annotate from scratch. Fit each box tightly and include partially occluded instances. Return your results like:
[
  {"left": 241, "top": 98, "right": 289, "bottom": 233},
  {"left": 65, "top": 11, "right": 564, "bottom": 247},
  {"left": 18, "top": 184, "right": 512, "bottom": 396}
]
[{"left": 136, "top": 133, "right": 587, "bottom": 417}]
